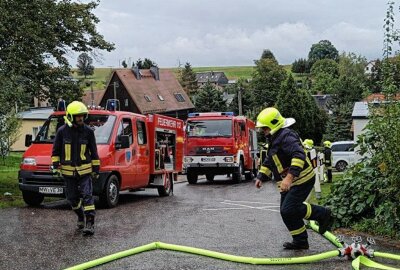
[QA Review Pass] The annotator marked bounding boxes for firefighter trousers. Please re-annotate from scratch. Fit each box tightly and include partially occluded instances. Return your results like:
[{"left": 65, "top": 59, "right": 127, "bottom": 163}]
[
  {"left": 280, "top": 177, "right": 328, "bottom": 243},
  {"left": 64, "top": 174, "right": 95, "bottom": 217}
]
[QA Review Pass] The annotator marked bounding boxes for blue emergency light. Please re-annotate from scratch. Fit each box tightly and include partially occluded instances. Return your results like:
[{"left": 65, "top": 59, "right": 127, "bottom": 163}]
[
  {"left": 106, "top": 99, "right": 120, "bottom": 111},
  {"left": 188, "top": 112, "right": 234, "bottom": 117}
]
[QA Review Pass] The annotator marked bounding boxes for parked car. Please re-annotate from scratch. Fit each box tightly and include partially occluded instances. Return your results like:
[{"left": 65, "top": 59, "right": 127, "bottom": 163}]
[{"left": 331, "top": 141, "right": 355, "bottom": 172}]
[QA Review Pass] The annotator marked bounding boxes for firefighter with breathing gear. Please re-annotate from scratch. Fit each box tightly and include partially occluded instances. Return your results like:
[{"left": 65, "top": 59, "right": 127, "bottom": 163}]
[
  {"left": 323, "top": 141, "right": 333, "bottom": 183},
  {"left": 52, "top": 101, "right": 100, "bottom": 236},
  {"left": 255, "top": 108, "right": 332, "bottom": 250}
]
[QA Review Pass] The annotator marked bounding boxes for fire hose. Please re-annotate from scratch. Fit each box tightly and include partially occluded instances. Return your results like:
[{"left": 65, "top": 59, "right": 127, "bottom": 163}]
[{"left": 65, "top": 222, "right": 400, "bottom": 270}]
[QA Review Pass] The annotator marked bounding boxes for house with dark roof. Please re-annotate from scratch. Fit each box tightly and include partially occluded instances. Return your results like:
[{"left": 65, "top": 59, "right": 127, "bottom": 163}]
[
  {"left": 312, "top": 94, "right": 333, "bottom": 113},
  {"left": 195, "top": 71, "right": 229, "bottom": 89},
  {"left": 99, "top": 67, "right": 194, "bottom": 119}
]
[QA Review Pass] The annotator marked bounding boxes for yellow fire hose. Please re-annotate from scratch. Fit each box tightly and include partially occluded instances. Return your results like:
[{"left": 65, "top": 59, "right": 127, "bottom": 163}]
[{"left": 64, "top": 222, "right": 400, "bottom": 270}]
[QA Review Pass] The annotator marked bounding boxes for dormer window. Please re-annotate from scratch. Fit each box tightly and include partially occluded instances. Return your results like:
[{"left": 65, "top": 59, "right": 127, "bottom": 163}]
[{"left": 174, "top": 93, "right": 185, "bottom": 102}]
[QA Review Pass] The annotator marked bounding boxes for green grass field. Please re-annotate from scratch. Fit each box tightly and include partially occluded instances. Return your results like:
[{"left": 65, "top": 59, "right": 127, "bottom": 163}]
[
  {"left": 0, "top": 153, "right": 23, "bottom": 208},
  {"left": 71, "top": 64, "right": 304, "bottom": 91}
]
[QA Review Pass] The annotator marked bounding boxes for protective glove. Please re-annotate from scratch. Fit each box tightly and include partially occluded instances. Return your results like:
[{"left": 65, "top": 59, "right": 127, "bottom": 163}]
[
  {"left": 91, "top": 171, "right": 99, "bottom": 180},
  {"left": 51, "top": 166, "right": 62, "bottom": 177}
]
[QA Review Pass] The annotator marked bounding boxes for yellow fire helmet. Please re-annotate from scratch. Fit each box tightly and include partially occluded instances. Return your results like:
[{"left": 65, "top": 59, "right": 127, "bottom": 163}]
[
  {"left": 303, "top": 139, "right": 314, "bottom": 150},
  {"left": 256, "top": 107, "right": 295, "bottom": 135},
  {"left": 323, "top": 140, "right": 332, "bottom": 148},
  {"left": 65, "top": 101, "right": 88, "bottom": 126}
]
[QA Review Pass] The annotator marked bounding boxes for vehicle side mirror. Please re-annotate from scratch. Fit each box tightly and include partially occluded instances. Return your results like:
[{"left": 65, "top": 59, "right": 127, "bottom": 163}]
[
  {"left": 116, "top": 135, "right": 130, "bottom": 149},
  {"left": 25, "top": 134, "right": 32, "bottom": 147}
]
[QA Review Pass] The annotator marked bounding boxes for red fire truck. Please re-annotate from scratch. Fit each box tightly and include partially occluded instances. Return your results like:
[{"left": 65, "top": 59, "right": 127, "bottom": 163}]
[
  {"left": 19, "top": 102, "right": 184, "bottom": 208},
  {"left": 183, "top": 112, "right": 258, "bottom": 184}
]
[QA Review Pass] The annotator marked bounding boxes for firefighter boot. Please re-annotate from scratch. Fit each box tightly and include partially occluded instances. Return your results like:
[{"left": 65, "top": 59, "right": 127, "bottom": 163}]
[
  {"left": 82, "top": 215, "right": 95, "bottom": 236},
  {"left": 74, "top": 208, "right": 85, "bottom": 230},
  {"left": 283, "top": 240, "right": 309, "bottom": 250},
  {"left": 318, "top": 208, "right": 333, "bottom": 235}
]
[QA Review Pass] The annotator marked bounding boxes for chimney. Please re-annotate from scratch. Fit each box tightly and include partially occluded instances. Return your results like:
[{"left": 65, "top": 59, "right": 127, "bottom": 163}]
[
  {"left": 150, "top": 66, "right": 160, "bottom": 80},
  {"left": 132, "top": 66, "right": 141, "bottom": 80}
]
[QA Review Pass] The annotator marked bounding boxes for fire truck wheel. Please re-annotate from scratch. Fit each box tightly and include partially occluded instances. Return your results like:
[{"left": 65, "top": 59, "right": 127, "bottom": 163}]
[
  {"left": 158, "top": 173, "right": 172, "bottom": 197},
  {"left": 187, "top": 171, "right": 198, "bottom": 184},
  {"left": 245, "top": 172, "right": 253, "bottom": 181},
  {"left": 22, "top": 191, "right": 44, "bottom": 206},
  {"left": 99, "top": 175, "right": 120, "bottom": 208},
  {"left": 232, "top": 161, "right": 244, "bottom": 183},
  {"left": 206, "top": 174, "right": 214, "bottom": 182}
]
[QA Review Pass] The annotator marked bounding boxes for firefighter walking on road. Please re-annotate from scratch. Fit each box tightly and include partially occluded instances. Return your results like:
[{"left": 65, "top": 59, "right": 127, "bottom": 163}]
[
  {"left": 52, "top": 101, "right": 100, "bottom": 236},
  {"left": 323, "top": 141, "right": 333, "bottom": 183},
  {"left": 254, "top": 108, "right": 332, "bottom": 250}
]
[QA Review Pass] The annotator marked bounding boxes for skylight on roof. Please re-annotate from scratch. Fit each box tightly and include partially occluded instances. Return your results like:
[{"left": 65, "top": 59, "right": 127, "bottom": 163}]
[
  {"left": 157, "top": 94, "right": 164, "bottom": 101},
  {"left": 144, "top": 95, "right": 151, "bottom": 102},
  {"left": 174, "top": 93, "right": 185, "bottom": 102}
]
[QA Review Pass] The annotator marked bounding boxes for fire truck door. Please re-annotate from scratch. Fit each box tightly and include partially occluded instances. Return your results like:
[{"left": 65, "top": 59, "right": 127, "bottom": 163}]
[
  {"left": 135, "top": 119, "right": 150, "bottom": 186},
  {"left": 115, "top": 117, "right": 136, "bottom": 188}
]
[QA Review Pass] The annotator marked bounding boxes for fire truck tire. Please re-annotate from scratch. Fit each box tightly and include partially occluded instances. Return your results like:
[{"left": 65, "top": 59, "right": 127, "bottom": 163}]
[
  {"left": 245, "top": 172, "right": 253, "bottom": 181},
  {"left": 158, "top": 173, "right": 173, "bottom": 197},
  {"left": 232, "top": 161, "right": 244, "bottom": 183},
  {"left": 206, "top": 174, "right": 214, "bottom": 182},
  {"left": 99, "top": 175, "right": 120, "bottom": 208},
  {"left": 187, "top": 171, "right": 198, "bottom": 184},
  {"left": 22, "top": 191, "right": 44, "bottom": 206}
]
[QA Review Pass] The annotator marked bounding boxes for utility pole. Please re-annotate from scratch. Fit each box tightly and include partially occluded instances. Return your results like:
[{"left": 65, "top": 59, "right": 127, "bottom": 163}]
[
  {"left": 90, "top": 80, "right": 94, "bottom": 106},
  {"left": 113, "top": 81, "right": 119, "bottom": 100},
  {"left": 238, "top": 86, "right": 243, "bottom": 116}
]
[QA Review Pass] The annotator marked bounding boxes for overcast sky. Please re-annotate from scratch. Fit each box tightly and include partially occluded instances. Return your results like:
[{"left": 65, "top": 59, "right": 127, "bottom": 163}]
[{"left": 85, "top": 0, "right": 389, "bottom": 68}]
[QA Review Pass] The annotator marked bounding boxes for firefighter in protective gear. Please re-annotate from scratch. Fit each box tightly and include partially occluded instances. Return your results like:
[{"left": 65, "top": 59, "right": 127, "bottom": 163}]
[
  {"left": 303, "top": 139, "right": 314, "bottom": 150},
  {"left": 255, "top": 108, "right": 332, "bottom": 250},
  {"left": 323, "top": 141, "right": 333, "bottom": 183},
  {"left": 52, "top": 101, "right": 100, "bottom": 236}
]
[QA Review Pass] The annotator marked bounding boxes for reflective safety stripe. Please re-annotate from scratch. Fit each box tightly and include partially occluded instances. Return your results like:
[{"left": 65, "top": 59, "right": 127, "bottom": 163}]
[
  {"left": 259, "top": 166, "right": 272, "bottom": 177},
  {"left": 61, "top": 169, "right": 74, "bottom": 176},
  {"left": 92, "top": 159, "right": 100, "bottom": 166},
  {"left": 80, "top": 144, "right": 86, "bottom": 161},
  {"left": 62, "top": 163, "right": 92, "bottom": 171},
  {"left": 272, "top": 154, "right": 284, "bottom": 173},
  {"left": 291, "top": 158, "right": 305, "bottom": 169},
  {"left": 84, "top": 205, "right": 95, "bottom": 211},
  {"left": 72, "top": 199, "right": 82, "bottom": 210},
  {"left": 79, "top": 168, "right": 92, "bottom": 175},
  {"left": 52, "top": 156, "right": 60, "bottom": 163},
  {"left": 292, "top": 157, "right": 315, "bottom": 186},
  {"left": 303, "top": 202, "right": 312, "bottom": 219},
  {"left": 290, "top": 225, "right": 306, "bottom": 235},
  {"left": 65, "top": 144, "right": 71, "bottom": 161}
]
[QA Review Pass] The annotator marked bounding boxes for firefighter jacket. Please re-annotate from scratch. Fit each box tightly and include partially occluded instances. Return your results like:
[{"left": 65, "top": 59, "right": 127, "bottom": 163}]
[
  {"left": 257, "top": 128, "right": 315, "bottom": 186},
  {"left": 323, "top": 147, "right": 333, "bottom": 169},
  {"left": 52, "top": 124, "right": 100, "bottom": 177}
]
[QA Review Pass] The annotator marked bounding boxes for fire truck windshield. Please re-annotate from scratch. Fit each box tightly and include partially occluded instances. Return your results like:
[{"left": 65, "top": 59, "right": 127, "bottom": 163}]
[
  {"left": 186, "top": 120, "right": 232, "bottom": 137},
  {"left": 34, "top": 114, "right": 116, "bottom": 144}
]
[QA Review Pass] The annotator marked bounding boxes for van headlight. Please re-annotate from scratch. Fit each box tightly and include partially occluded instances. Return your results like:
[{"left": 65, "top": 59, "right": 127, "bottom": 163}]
[
  {"left": 23, "top": 158, "right": 36, "bottom": 165},
  {"left": 184, "top": 157, "right": 194, "bottom": 163},
  {"left": 223, "top": 157, "right": 234, "bottom": 162}
]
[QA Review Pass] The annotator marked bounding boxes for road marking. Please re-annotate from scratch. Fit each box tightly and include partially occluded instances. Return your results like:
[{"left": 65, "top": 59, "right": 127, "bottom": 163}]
[{"left": 203, "top": 200, "right": 280, "bottom": 212}]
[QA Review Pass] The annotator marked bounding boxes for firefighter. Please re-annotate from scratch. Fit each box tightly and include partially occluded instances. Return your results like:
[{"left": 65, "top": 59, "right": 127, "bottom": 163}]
[
  {"left": 323, "top": 141, "right": 333, "bottom": 183},
  {"left": 254, "top": 108, "right": 332, "bottom": 250},
  {"left": 51, "top": 101, "right": 100, "bottom": 236}
]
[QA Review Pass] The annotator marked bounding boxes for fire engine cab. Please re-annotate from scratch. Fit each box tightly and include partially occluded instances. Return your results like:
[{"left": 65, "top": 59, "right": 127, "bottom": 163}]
[
  {"left": 183, "top": 112, "right": 258, "bottom": 184},
  {"left": 19, "top": 100, "right": 184, "bottom": 208}
]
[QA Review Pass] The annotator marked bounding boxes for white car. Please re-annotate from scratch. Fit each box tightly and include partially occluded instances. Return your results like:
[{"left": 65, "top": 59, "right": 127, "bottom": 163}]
[{"left": 331, "top": 141, "right": 355, "bottom": 172}]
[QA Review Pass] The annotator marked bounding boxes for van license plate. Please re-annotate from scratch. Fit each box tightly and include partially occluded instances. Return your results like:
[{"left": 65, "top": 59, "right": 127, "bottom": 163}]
[
  {"left": 39, "top": 187, "right": 63, "bottom": 194},
  {"left": 201, "top": 157, "right": 215, "bottom": 162}
]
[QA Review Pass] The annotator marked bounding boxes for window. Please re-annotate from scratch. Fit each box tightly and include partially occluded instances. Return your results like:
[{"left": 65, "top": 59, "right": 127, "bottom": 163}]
[
  {"left": 125, "top": 99, "right": 129, "bottom": 107},
  {"left": 332, "top": 143, "right": 354, "bottom": 152},
  {"left": 144, "top": 95, "right": 151, "bottom": 102},
  {"left": 174, "top": 93, "right": 185, "bottom": 102},
  {"left": 116, "top": 118, "right": 133, "bottom": 145},
  {"left": 157, "top": 94, "right": 164, "bottom": 101},
  {"left": 136, "top": 120, "right": 147, "bottom": 145}
]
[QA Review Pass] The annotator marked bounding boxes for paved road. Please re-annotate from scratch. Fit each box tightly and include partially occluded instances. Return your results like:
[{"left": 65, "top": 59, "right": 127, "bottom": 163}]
[{"left": 0, "top": 175, "right": 399, "bottom": 270}]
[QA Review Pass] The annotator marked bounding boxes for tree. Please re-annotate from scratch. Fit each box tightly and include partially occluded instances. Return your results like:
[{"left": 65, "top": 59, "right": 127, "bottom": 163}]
[
  {"left": 251, "top": 58, "right": 286, "bottom": 108},
  {"left": 121, "top": 60, "right": 128, "bottom": 68},
  {"left": 310, "top": 60, "right": 339, "bottom": 94},
  {"left": 324, "top": 96, "right": 353, "bottom": 142},
  {"left": 0, "top": 0, "right": 114, "bottom": 105},
  {"left": 0, "top": 110, "right": 21, "bottom": 164},
  {"left": 276, "top": 74, "right": 326, "bottom": 142},
  {"left": 308, "top": 40, "right": 339, "bottom": 66},
  {"left": 179, "top": 62, "right": 198, "bottom": 94},
  {"left": 135, "top": 58, "right": 157, "bottom": 69},
  {"left": 194, "top": 82, "right": 226, "bottom": 112},
  {"left": 77, "top": 53, "right": 95, "bottom": 78},
  {"left": 291, "top": 58, "right": 310, "bottom": 73},
  {"left": 260, "top": 49, "right": 277, "bottom": 62},
  {"left": 228, "top": 78, "right": 254, "bottom": 115}
]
